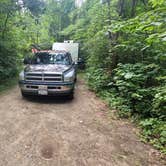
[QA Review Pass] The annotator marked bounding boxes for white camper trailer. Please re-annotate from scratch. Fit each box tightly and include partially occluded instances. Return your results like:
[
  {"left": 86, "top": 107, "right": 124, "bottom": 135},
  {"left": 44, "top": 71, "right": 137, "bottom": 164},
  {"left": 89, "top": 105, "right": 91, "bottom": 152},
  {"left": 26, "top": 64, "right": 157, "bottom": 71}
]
[{"left": 52, "top": 42, "right": 79, "bottom": 63}]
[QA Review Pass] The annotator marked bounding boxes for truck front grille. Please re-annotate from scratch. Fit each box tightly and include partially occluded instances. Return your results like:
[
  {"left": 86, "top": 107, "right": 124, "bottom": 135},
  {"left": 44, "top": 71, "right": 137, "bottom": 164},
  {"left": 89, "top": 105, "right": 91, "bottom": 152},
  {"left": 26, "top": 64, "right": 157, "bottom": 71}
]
[{"left": 25, "top": 73, "right": 62, "bottom": 82}]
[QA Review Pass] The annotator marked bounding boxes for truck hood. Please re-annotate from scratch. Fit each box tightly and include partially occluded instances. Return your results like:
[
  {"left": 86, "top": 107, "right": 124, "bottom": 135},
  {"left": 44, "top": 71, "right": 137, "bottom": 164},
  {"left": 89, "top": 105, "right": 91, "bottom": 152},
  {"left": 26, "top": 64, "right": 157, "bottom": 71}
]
[{"left": 25, "top": 64, "right": 71, "bottom": 73}]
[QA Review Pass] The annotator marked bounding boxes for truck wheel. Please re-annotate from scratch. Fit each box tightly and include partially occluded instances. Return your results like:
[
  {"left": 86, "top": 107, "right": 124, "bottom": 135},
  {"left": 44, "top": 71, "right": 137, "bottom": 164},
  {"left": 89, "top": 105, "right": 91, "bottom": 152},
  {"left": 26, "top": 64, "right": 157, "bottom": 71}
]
[
  {"left": 21, "top": 91, "right": 28, "bottom": 98},
  {"left": 68, "top": 92, "right": 74, "bottom": 100}
]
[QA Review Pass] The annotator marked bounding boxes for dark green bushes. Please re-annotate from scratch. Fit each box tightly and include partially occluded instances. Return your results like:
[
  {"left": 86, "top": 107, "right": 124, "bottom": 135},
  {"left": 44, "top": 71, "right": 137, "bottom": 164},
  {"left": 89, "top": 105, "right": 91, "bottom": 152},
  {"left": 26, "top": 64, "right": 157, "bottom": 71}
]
[
  {"left": 87, "top": 62, "right": 166, "bottom": 152},
  {"left": 58, "top": 0, "right": 166, "bottom": 152},
  {"left": 0, "top": 41, "right": 19, "bottom": 81},
  {"left": 87, "top": 67, "right": 110, "bottom": 92},
  {"left": 140, "top": 118, "right": 166, "bottom": 153},
  {"left": 80, "top": 1, "right": 166, "bottom": 153},
  {"left": 152, "top": 86, "right": 166, "bottom": 120},
  {"left": 111, "top": 63, "right": 160, "bottom": 117}
]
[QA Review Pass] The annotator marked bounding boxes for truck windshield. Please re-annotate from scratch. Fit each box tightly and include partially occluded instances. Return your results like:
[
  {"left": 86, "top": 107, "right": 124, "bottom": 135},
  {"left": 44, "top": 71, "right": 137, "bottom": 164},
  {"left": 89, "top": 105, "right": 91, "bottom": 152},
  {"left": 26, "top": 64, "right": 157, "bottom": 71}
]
[{"left": 32, "top": 52, "right": 72, "bottom": 65}]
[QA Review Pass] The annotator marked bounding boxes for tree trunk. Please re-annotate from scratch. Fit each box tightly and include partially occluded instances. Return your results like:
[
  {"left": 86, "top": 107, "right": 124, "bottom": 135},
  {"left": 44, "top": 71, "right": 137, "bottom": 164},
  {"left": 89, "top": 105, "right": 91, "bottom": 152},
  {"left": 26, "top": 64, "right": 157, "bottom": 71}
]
[
  {"left": 107, "top": 0, "right": 111, "bottom": 25},
  {"left": 118, "top": 0, "right": 125, "bottom": 17},
  {"left": 110, "top": 32, "right": 119, "bottom": 69},
  {"left": 131, "top": 0, "right": 137, "bottom": 17}
]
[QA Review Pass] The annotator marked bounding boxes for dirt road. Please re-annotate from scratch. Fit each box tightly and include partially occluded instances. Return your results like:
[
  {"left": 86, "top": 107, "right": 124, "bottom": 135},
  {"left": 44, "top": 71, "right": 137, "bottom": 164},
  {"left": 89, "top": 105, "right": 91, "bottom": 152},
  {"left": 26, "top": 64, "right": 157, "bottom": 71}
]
[{"left": 0, "top": 79, "right": 165, "bottom": 166}]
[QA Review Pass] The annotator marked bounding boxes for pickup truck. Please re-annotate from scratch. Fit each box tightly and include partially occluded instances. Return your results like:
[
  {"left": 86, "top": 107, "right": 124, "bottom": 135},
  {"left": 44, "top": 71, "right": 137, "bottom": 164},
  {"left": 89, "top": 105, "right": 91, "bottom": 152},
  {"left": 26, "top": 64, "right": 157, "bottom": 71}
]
[{"left": 19, "top": 50, "right": 77, "bottom": 99}]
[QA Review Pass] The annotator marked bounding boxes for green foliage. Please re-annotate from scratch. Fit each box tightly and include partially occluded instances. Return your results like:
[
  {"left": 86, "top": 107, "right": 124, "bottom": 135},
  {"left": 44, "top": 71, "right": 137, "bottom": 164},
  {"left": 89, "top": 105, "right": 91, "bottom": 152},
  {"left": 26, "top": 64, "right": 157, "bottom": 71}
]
[
  {"left": 64, "top": 0, "right": 166, "bottom": 152},
  {"left": 140, "top": 118, "right": 166, "bottom": 153},
  {"left": 152, "top": 86, "right": 166, "bottom": 120},
  {"left": 0, "top": 41, "right": 19, "bottom": 80},
  {"left": 103, "top": 62, "right": 165, "bottom": 151},
  {"left": 0, "top": 76, "right": 18, "bottom": 93},
  {"left": 99, "top": 89, "right": 131, "bottom": 118},
  {"left": 108, "top": 7, "right": 166, "bottom": 66},
  {"left": 23, "top": 0, "right": 46, "bottom": 16},
  {"left": 0, "top": 0, "right": 165, "bottom": 153},
  {"left": 87, "top": 67, "right": 110, "bottom": 92},
  {"left": 111, "top": 63, "right": 159, "bottom": 116},
  {"left": 86, "top": 31, "right": 111, "bottom": 68},
  {"left": 149, "top": 0, "right": 166, "bottom": 7},
  {"left": 0, "top": 0, "right": 75, "bottom": 82}
]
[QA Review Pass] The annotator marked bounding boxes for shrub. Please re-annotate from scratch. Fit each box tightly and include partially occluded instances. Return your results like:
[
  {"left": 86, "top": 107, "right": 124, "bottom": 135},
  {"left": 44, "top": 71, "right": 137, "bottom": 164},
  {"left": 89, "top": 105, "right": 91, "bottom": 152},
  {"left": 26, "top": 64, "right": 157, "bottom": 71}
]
[
  {"left": 0, "top": 41, "right": 19, "bottom": 81},
  {"left": 152, "top": 86, "right": 166, "bottom": 120},
  {"left": 86, "top": 67, "right": 110, "bottom": 92},
  {"left": 140, "top": 118, "right": 166, "bottom": 153},
  {"left": 111, "top": 63, "right": 160, "bottom": 117}
]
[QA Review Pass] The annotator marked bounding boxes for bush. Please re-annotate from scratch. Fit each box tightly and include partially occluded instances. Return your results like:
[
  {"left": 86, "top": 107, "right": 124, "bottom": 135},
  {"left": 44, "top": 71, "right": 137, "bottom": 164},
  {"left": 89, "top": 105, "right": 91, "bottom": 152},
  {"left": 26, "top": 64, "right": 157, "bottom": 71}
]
[
  {"left": 140, "top": 118, "right": 166, "bottom": 153},
  {"left": 152, "top": 86, "right": 166, "bottom": 120},
  {"left": 0, "top": 41, "right": 19, "bottom": 81},
  {"left": 96, "top": 63, "right": 166, "bottom": 152},
  {"left": 86, "top": 67, "right": 110, "bottom": 92},
  {"left": 111, "top": 63, "right": 160, "bottom": 117},
  {"left": 99, "top": 89, "right": 131, "bottom": 118}
]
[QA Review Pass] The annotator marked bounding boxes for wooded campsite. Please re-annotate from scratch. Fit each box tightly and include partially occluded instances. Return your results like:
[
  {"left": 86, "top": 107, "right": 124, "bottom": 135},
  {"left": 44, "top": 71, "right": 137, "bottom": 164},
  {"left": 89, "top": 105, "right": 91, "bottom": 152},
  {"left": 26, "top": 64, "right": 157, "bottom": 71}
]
[{"left": 0, "top": 0, "right": 165, "bottom": 164}]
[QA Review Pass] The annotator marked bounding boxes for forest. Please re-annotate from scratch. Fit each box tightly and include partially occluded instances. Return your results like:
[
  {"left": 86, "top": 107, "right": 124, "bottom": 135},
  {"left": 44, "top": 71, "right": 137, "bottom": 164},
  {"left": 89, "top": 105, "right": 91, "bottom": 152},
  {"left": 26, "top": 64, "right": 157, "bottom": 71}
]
[{"left": 0, "top": 0, "right": 165, "bottom": 153}]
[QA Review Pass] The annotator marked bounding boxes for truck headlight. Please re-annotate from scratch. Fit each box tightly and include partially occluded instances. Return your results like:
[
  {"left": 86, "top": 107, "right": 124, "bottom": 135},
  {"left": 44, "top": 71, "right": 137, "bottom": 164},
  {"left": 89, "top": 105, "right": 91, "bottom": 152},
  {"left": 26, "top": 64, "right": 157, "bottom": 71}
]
[
  {"left": 64, "top": 69, "right": 75, "bottom": 82},
  {"left": 19, "top": 71, "right": 25, "bottom": 81}
]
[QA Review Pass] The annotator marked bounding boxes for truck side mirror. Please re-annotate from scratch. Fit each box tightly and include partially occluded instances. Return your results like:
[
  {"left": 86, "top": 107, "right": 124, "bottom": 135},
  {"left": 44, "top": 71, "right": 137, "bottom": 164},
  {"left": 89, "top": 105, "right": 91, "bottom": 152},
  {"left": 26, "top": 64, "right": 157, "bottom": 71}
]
[
  {"left": 71, "top": 61, "right": 77, "bottom": 65},
  {"left": 78, "top": 57, "right": 83, "bottom": 63},
  {"left": 77, "top": 57, "right": 85, "bottom": 70},
  {"left": 23, "top": 57, "right": 31, "bottom": 65}
]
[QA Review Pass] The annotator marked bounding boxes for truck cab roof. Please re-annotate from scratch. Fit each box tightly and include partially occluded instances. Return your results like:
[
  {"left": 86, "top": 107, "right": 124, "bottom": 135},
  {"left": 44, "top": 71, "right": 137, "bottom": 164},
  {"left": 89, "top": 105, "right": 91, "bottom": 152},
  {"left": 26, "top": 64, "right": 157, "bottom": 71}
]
[{"left": 34, "top": 50, "right": 69, "bottom": 54}]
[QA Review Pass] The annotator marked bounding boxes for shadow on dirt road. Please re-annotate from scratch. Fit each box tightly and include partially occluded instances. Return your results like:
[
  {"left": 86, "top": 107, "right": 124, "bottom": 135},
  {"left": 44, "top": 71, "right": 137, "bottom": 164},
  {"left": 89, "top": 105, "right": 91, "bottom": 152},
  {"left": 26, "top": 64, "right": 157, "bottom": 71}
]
[{"left": 22, "top": 95, "right": 73, "bottom": 104}]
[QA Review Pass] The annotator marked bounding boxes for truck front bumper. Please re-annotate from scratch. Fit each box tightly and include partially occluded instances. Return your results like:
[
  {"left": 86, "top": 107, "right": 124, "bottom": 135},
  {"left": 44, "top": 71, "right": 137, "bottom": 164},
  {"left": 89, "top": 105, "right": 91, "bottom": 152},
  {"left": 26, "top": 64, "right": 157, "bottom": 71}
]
[{"left": 19, "top": 80, "right": 74, "bottom": 96}]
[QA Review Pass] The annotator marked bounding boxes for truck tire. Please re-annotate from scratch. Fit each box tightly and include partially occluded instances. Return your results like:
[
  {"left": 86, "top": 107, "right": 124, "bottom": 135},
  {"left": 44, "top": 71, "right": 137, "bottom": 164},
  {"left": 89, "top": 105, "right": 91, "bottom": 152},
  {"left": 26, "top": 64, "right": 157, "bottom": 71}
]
[
  {"left": 21, "top": 91, "right": 29, "bottom": 98},
  {"left": 68, "top": 92, "right": 74, "bottom": 100}
]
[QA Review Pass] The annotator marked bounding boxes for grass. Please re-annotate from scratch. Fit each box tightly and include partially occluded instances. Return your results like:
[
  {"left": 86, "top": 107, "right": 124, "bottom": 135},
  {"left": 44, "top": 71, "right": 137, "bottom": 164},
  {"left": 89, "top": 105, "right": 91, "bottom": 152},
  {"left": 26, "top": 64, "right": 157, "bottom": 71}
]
[
  {"left": 0, "top": 76, "right": 18, "bottom": 94},
  {"left": 78, "top": 70, "right": 86, "bottom": 79}
]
